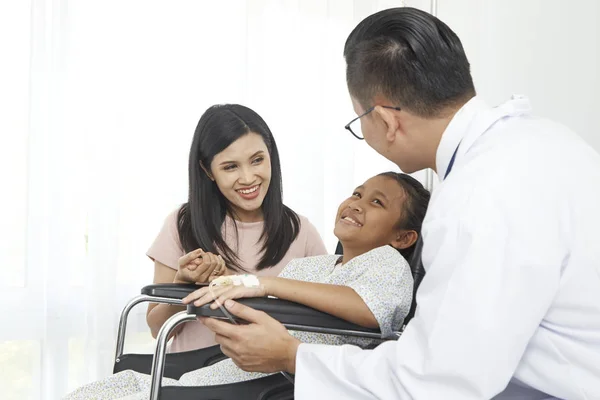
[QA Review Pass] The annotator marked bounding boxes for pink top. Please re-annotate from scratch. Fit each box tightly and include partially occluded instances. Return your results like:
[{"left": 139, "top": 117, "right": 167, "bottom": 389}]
[{"left": 146, "top": 207, "right": 328, "bottom": 353}]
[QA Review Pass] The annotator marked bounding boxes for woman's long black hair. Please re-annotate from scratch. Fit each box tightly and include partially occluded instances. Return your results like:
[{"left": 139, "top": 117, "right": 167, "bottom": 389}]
[{"left": 177, "top": 104, "right": 300, "bottom": 272}]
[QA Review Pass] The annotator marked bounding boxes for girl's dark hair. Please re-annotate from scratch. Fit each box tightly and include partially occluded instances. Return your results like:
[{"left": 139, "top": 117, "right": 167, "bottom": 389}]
[
  {"left": 378, "top": 172, "right": 430, "bottom": 260},
  {"left": 177, "top": 104, "right": 300, "bottom": 272}
]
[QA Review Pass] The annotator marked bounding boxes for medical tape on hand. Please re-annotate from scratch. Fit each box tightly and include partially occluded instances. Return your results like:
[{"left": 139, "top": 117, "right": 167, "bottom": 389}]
[
  {"left": 209, "top": 275, "right": 295, "bottom": 383},
  {"left": 208, "top": 275, "right": 260, "bottom": 325}
]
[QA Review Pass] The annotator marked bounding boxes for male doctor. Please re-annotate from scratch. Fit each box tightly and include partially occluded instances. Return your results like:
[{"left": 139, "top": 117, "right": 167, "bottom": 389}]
[{"left": 203, "top": 7, "right": 600, "bottom": 399}]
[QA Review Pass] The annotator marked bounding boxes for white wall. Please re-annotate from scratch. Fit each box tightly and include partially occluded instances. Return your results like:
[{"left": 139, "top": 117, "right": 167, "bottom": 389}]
[{"left": 438, "top": 0, "right": 600, "bottom": 152}]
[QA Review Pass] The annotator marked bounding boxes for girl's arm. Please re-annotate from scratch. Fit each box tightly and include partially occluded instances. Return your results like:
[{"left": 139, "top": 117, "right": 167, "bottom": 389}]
[
  {"left": 263, "top": 277, "right": 378, "bottom": 328},
  {"left": 183, "top": 276, "right": 378, "bottom": 329}
]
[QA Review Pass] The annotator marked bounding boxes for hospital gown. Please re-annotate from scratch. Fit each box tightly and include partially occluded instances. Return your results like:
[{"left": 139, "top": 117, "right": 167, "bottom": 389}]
[{"left": 63, "top": 245, "right": 413, "bottom": 399}]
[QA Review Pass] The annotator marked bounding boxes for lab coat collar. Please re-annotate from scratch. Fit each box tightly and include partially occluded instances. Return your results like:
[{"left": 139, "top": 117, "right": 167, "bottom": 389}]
[
  {"left": 436, "top": 96, "right": 490, "bottom": 181},
  {"left": 436, "top": 95, "right": 533, "bottom": 181}
]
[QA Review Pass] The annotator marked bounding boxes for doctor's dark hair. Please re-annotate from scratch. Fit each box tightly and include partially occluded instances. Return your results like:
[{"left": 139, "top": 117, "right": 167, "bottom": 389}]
[
  {"left": 379, "top": 172, "right": 430, "bottom": 260},
  {"left": 344, "top": 7, "right": 476, "bottom": 118},
  {"left": 177, "top": 104, "right": 300, "bottom": 272}
]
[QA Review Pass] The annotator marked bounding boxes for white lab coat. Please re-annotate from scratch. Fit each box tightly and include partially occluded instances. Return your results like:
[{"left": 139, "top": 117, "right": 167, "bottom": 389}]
[{"left": 294, "top": 96, "right": 600, "bottom": 399}]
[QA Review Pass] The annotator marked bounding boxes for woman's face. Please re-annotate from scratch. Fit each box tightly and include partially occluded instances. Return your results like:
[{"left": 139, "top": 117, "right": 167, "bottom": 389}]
[
  {"left": 334, "top": 175, "right": 407, "bottom": 250},
  {"left": 209, "top": 132, "right": 272, "bottom": 222}
]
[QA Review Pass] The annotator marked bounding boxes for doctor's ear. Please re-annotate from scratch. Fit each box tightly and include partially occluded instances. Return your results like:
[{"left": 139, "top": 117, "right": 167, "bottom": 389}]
[
  {"left": 374, "top": 106, "right": 401, "bottom": 142},
  {"left": 200, "top": 162, "right": 214, "bottom": 181},
  {"left": 389, "top": 230, "right": 418, "bottom": 250}
]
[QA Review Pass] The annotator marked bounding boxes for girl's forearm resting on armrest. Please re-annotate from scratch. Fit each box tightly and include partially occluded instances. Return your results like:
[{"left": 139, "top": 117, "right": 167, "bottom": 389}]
[{"left": 260, "top": 277, "right": 378, "bottom": 329}]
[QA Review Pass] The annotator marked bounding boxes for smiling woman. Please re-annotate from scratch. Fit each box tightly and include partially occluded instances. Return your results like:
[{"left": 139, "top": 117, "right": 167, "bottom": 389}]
[
  {"left": 144, "top": 104, "right": 328, "bottom": 353},
  {"left": 205, "top": 133, "right": 272, "bottom": 223}
]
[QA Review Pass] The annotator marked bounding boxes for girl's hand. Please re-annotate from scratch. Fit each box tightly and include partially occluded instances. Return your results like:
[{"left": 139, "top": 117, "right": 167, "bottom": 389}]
[
  {"left": 175, "top": 249, "right": 227, "bottom": 283},
  {"left": 182, "top": 279, "right": 267, "bottom": 309}
]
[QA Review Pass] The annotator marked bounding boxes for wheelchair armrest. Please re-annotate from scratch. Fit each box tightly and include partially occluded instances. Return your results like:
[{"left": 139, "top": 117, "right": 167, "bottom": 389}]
[
  {"left": 187, "top": 297, "right": 381, "bottom": 335},
  {"left": 141, "top": 283, "right": 207, "bottom": 299}
]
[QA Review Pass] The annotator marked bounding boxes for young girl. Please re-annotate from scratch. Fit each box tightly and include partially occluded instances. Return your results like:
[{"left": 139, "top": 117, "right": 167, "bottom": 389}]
[
  {"left": 64, "top": 172, "right": 430, "bottom": 399},
  {"left": 146, "top": 104, "right": 327, "bottom": 353}
]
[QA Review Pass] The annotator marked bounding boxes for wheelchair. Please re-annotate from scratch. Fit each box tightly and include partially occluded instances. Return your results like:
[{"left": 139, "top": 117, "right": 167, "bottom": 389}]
[{"left": 113, "top": 238, "right": 425, "bottom": 399}]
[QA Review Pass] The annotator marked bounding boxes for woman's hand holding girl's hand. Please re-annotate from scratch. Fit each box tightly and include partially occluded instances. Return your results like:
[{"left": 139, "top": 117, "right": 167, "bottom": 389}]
[
  {"left": 182, "top": 278, "right": 269, "bottom": 309},
  {"left": 174, "top": 248, "right": 227, "bottom": 284}
]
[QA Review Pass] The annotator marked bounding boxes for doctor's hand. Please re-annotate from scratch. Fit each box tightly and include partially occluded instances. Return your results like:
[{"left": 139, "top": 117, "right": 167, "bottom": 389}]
[
  {"left": 174, "top": 249, "right": 227, "bottom": 284},
  {"left": 201, "top": 300, "right": 301, "bottom": 374}
]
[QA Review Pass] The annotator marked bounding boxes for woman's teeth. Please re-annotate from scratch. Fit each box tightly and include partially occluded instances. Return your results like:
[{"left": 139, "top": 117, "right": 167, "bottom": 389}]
[{"left": 238, "top": 185, "right": 259, "bottom": 194}]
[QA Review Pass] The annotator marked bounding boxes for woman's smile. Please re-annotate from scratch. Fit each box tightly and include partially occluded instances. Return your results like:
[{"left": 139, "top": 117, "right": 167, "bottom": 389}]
[{"left": 236, "top": 184, "right": 261, "bottom": 200}]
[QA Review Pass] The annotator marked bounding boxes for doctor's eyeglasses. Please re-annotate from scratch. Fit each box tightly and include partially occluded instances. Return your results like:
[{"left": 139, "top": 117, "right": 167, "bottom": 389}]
[{"left": 344, "top": 105, "right": 402, "bottom": 140}]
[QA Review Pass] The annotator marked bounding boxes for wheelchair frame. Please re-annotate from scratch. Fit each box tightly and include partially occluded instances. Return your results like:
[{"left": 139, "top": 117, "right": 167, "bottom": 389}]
[
  {"left": 114, "top": 238, "right": 423, "bottom": 399},
  {"left": 114, "top": 287, "right": 402, "bottom": 400}
]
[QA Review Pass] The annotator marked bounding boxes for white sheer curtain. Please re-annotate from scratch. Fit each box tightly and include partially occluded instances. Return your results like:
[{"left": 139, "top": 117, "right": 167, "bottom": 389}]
[{"left": 0, "top": 1, "right": 427, "bottom": 398}]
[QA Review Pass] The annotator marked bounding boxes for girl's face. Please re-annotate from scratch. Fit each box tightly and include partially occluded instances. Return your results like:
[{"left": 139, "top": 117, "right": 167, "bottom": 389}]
[
  {"left": 334, "top": 175, "right": 409, "bottom": 251},
  {"left": 208, "top": 132, "right": 272, "bottom": 222}
]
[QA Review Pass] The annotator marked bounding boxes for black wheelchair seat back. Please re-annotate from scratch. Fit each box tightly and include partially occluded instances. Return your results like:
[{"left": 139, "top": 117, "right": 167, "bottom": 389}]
[
  {"left": 405, "top": 237, "right": 425, "bottom": 322},
  {"left": 114, "top": 344, "right": 227, "bottom": 379}
]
